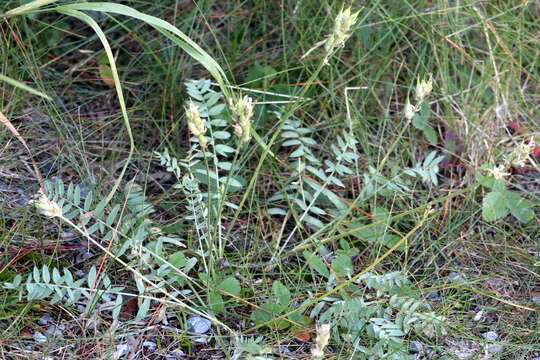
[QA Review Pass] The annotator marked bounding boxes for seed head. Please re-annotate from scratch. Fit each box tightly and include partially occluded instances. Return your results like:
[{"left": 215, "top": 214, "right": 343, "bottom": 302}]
[
  {"left": 185, "top": 101, "right": 207, "bottom": 148},
  {"left": 31, "top": 191, "right": 62, "bottom": 218},
  {"left": 415, "top": 75, "right": 433, "bottom": 102},
  {"left": 230, "top": 95, "right": 254, "bottom": 143}
]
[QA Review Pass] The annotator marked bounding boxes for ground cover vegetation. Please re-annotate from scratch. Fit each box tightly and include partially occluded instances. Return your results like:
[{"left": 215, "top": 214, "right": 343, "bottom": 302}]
[{"left": 0, "top": 0, "right": 539, "bottom": 359}]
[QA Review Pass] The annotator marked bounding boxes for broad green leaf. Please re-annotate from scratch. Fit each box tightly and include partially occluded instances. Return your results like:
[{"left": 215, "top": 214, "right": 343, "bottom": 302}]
[
  {"left": 268, "top": 207, "right": 287, "bottom": 216},
  {"left": 213, "top": 131, "right": 231, "bottom": 140},
  {"left": 135, "top": 297, "right": 151, "bottom": 321},
  {"left": 217, "top": 277, "right": 241, "bottom": 296},
  {"left": 505, "top": 191, "right": 535, "bottom": 223},
  {"left": 87, "top": 265, "right": 97, "bottom": 288},
  {"left": 304, "top": 214, "right": 325, "bottom": 229},
  {"left": 412, "top": 101, "right": 429, "bottom": 130},
  {"left": 331, "top": 254, "right": 353, "bottom": 277},
  {"left": 381, "top": 234, "right": 403, "bottom": 250},
  {"left": 482, "top": 191, "right": 509, "bottom": 222},
  {"left": 207, "top": 291, "right": 224, "bottom": 313},
  {"left": 250, "top": 302, "right": 289, "bottom": 329},
  {"left": 112, "top": 294, "right": 123, "bottom": 321},
  {"left": 423, "top": 126, "right": 438, "bottom": 145},
  {"left": 41, "top": 266, "right": 50, "bottom": 284},
  {"left": 33, "top": 266, "right": 40, "bottom": 283},
  {"left": 272, "top": 281, "right": 291, "bottom": 307},
  {"left": 168, "top": 251, "right": 187, "bottom": 268},
  {"left": 492, "top": 178, "right": 506, "bottom": 192},
  {"left": 52, "top": 268, "right": 62, "bottom": 284},
  {"left": 303, "top": 250, "right": 329, "bottom": 277},
  {"left": 219, "top": 175, "right": 243, "bottom": 188}
]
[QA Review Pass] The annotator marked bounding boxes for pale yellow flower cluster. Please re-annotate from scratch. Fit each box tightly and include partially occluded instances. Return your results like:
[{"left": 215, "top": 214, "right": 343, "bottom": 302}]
[
  {"left": 230, "top": 95, "right": 254, "bottom": 143},
  {"left": 506, "top": 138, "right": 535, "bottom": 167},
  {"left": 324, "top": 7, "right": 360, "bottom": 55},
  {"left": 404, "top": 75, "right": 433, "bottom": 121},
  {"left": 185, "top": 101, "right": 207, "bottom": 148},
  {"left": 301, "top": 7, "right": 359, "bottom": 64},
  {"left": 489, "top": 164, "right": 510, "bottom": 180},
  {"left": 30, "top": 192, "right": 62, "bottom": 218},
  {"left": 311, "top": 323, "right": 331, "bottom": 359}
]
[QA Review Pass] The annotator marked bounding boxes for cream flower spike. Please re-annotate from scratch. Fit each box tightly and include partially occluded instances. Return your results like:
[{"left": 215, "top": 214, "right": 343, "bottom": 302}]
[
  {"left": 404, "top": 99, "right": 416, "bottom": 121},
  {"left": 490, "top": 164, "right": 510, "bottom": 180},
  {"left": 325, "top": 7, "right": 360, "bottom": 54},
  {"left": 31, "top": 191, "right": 62, "bottom": 218},
  {"left": 185, "top": 100, "right": 207, "bottom": 148},
  {"left": 508, "top": 138, "right": 535, "bottom": 167},
  {"left": 302, "top": 7, "right": 359, "bottom": 64},
  {"left": 311, "top": 323, "right": 331, "bottom": 359},
  {"left": 230, "top": 95, "right": 254, "bottom": 143},
  {"left": 415, "top": 74, "right": 433, "bottom": 102}
]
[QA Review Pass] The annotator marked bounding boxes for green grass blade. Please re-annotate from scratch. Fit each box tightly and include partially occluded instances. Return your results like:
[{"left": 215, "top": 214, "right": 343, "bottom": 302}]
[
  {"left": 57, "top": 8, "right": 134, "bottom": 204},
  {"left": 4, "top": 0, "right": 58, "bottom": 16},
  {"left": 0, "top": 74, "right": 52, "bottom": 100},
  {"left": 56, "top": 2, "right": 233, "bottom": 100}
]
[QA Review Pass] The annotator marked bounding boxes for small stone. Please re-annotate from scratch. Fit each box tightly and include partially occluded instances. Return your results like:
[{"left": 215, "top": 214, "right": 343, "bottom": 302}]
[
  {"left": 33, "top": 331, "right": 47, "bottom": 343},
  {"left": 447, "top": 272, "right": 464, "bottom": 283},
  {"left": 487, "top": 344, "right": 503, "bottom": 354},
  {"left": 450, "top": 341, "right": 478, "bottom": 359},
  {"left": 114, "top": 344, "right": 130, "bottom": 359},
  {"left": 483, "top": 331, "right": 498, "bottom": 341},
  {"left": 426, "top": 291, "right": 441, "bottom": 302},
  {"left": 46, "top": 324, "right": 65, "bottom": 338},
  {"left": 165, "top": 349, "right": 185, "bottom": 359},
  {"left": 187, "top": 316, "right": 211, "bottom": 335},
  {"left": 38, "top": 314, "right": 53, "bottom": 326},
  {"left": 454, "top": 349, "right": 474, "bottom": 359},
  {"left": 473, "top": 310, "right": 484, "bottom": 322},
  {"left": 531, "top": 296, "right": 540, "bottom": 305},
  {"left": 410, "top": 340, "right": 424, "bottom": 353},
  {"left": 75, "top": 251, "right": 93, "bottom": 264},
  {"left": 191, "top": 336, "right": 209, "bottom": 344},
  {"left": 142, "top": 341, "right": 156, "bottom": 352}
]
